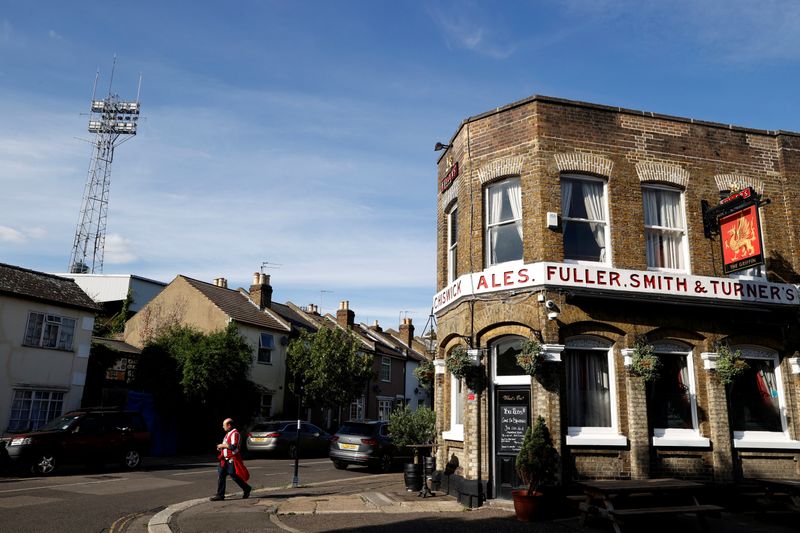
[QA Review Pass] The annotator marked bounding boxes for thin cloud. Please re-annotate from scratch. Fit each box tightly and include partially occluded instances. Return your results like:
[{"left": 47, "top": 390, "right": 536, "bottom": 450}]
[
  {"left": 48, "top": 30, "right": 63, "bottom": 41},
  {"left": 0, "top": 225, "right": 25, "bottom": 243},
  {"left": 104, "top": 234, "right": 137, "bottom": 265},
  {"left": 427, "top": 4, "right": 517, "bottom": 59}
]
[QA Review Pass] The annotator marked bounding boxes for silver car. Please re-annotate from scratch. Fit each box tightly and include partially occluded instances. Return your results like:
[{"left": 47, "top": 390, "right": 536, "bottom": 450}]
[
  {"left": 329, "top": 420, "right": 410, "bottom": 472},
  {"left": 245, "top": 421, "right": 331, "bottom": 458}
]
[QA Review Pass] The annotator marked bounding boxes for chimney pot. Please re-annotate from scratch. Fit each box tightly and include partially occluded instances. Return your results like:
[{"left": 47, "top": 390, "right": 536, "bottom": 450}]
[
  {"left": 250, "top": 272, "right": 273, "bottom": 310},
  {"left": 253, "top": 272, "right": 260, "bottom": 285}
]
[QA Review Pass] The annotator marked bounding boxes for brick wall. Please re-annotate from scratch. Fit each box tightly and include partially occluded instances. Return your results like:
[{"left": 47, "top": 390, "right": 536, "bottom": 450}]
[{"left": 434, "top": 95, "right": 800, "bottom": 492}]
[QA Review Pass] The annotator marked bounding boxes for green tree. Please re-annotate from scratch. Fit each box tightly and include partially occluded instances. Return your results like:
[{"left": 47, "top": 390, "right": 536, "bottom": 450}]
[
  {"left": 132, "top": 323, "right": 260, "bottom": 449},
  {"left": 287, "top": 327, "right": 374, "bottom": 408}
]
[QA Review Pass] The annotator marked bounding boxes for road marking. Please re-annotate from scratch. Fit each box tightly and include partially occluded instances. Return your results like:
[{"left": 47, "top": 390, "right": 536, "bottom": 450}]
[
  {"left": 0, "top": 476, "right": 128, "bottom": 494},
  {"left": 110, "top": 511, "right": 140, "bottom": 533}
]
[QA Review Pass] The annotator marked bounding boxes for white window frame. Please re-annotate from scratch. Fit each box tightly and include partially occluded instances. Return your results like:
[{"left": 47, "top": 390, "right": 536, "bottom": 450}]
[
  {"left": 442, "top": 374, "right": 465, "bottom": 441},
  {"left": 23, "top": 312, "right": 76, "bottom": 351},
  {"left": 561, "top": 174, "right": 612, "bottom": 266},
  {"left": 7, "top": 389, "right": 65, "bottom": 432},
  {"left": 565, "top": 336, "right": 627, "bottom": 446},
  {"left": 258, "top": 332, "right": 274, "bottom": 364},
  {"left": 377, "top": 397, "right": 393, "bottom": 420},
  {"left": 447, "top": 204, "right": 458, "bottom": 283},
  {"left": 491, "top": 335, "right": 531, "bottom": 386},
  {"left": 380, "top": 356, "right": 391, "bottom": 382},
  {"left": 649, "top": 342, "right": 709, "bottom": 448},
  {"left": 731, "top": 346, "right": 800, "bottom": 449},
  {"left": 260, "top": 393, "right": 273, "bottom": 418},
  {"left": 349, "top": 396, "right": 365, "bottom": 421},
  {"left": 642, "top": 183, "right": 690, "bottom": 273},
  {"left": 484, "top": 177, "right": 523, "bottom": 268}
]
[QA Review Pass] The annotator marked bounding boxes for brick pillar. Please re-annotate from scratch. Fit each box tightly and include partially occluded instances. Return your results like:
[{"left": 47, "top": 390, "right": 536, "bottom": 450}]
[
  {"left": 624, "top": 368, "right": 651, "bottom": 479},
  {"left": 535, "top": 344, "right": 564, "bottom": 484},
  {"left": 701, "top": 350, "right": 735, "bottom": 483},
  {"left": 434, "top": 357, "right": 447, "bottom": 467}
]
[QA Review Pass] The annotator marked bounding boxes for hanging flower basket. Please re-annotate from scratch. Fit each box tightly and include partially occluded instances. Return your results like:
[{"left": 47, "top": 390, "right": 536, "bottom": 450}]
[
  {"left": 464, "top": 364, "right": 488, "bottom": 392},
  {"left": 630, "top": 340, "right": 661, "bottom": 382},
  {"left": 516, "top": 338, "right": 544, "bottom": 377},
  {"left": 414, "top": 359, "right": 435, "bottom": 389},
  {"left": 445, "top": 346, "right": 472, "bottom": 380},
  {"left": 715, "top": 343, "right": 748, "bottom": 385}
]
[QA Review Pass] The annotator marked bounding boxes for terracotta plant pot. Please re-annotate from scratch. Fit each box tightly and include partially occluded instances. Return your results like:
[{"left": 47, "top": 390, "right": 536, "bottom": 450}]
[{"left": 511, "top": 489, "right": 544, "bottom": 522}]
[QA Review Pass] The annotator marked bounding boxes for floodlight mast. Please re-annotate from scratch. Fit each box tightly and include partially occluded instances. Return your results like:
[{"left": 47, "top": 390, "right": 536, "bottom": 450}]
[{"left": 68, "top": 64, "right": 141, "bottom": 274}]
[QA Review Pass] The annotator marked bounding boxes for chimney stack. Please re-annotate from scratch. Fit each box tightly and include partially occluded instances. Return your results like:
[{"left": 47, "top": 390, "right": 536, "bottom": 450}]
[
  {"left": 369, "top": 320, "right": 382, "bottom": 332},
  {"left": 336, "top": 300, "right": 355, "bottom": 328},
  {"left": 249, "top": 271, "right": 273, "bottom": 310},
  {"left": 399, "top": 317, "right": 414, "bottom": 348},
  {"left": 213, "top": 277, "right": 228, "bottom": 288},
  {"left": 305, "top": 303, "right": 319, "bottom": 315}
]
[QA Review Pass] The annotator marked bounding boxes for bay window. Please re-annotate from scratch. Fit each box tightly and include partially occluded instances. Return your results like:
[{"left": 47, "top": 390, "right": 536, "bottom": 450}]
[{"left": 485, "top": 177, "right": 522, "bottom": 266}]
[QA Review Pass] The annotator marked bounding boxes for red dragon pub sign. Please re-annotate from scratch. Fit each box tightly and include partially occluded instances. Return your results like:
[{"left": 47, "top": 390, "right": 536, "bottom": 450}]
[{"left": 718, "top": 188, "right": 764, "bottom": 274}]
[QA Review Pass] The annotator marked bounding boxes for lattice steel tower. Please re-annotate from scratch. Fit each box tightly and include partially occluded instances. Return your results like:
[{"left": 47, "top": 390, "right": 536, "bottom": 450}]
[{"left": 68, "top": 64, "right": 141, "bottom": 273}]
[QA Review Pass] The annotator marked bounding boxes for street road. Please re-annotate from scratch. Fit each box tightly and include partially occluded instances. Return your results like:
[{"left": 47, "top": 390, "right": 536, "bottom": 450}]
[{"left": 0, "top": 454, "right": 378, "bottom": 533}]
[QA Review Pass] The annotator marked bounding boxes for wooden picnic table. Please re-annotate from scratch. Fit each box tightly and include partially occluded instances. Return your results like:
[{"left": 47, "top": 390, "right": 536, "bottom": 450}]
[
  {"left": 577, "top": 478, "right": 723, "bottom": 533},
  {"left": 753, "top": 478, "right": 800, "bottom": 510}
]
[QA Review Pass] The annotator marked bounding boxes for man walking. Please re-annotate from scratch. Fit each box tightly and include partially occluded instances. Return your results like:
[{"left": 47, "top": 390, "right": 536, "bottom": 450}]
[{"left": 210, "top": 418, "right": 251, "bottom": 501}]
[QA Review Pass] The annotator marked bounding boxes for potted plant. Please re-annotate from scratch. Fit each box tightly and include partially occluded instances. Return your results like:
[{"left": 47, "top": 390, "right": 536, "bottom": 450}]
[
  {"left": 630, "top": 339, "right": 661, "bottom": 382},
  {"left": 715, "top": 343, "right": 748, "bottom": 385},
  {"left": 388, "top": 405, "right": 436, "bottom": 491},
  {"left": 513, "top": 415, "right": 558, "bottom": 522}
]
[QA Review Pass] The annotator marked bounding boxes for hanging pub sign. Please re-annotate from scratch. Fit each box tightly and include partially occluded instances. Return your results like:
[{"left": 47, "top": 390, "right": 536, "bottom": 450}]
[{"left": 720, "top": 201, "right": 764, "bottom": 274}]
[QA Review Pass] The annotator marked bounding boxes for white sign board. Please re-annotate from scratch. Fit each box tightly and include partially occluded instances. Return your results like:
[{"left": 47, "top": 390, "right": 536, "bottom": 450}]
[{"left": 433, "top": 262, "right": 799, "bottom": 314}]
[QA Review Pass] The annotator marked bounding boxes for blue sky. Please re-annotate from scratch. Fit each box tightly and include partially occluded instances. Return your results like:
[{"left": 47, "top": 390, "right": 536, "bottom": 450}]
[{"left": 2, "top": 0, "right": 799, "bottom": 331}]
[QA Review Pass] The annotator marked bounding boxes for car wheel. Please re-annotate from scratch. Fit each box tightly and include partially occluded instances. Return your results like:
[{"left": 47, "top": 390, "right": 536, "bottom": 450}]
[
  {"left": 288, "top": 443, "right": 298, "bottom": 459},
  {"left": 31, "top": 453, "right": 56, "bottom": 476},
  {"left": 333, "top": 460, "right": 347, "bottom": 470},
  {"left": 378, "top": 453, "right": 393, "bottom": 473},
  {"left": 123, "top": 449, "right": 142, "bottom": 469}
]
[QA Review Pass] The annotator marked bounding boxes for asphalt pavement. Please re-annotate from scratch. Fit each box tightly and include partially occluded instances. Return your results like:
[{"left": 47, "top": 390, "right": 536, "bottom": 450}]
[{"left": 115, "top": 472, "right": 800, "bottom": 533}]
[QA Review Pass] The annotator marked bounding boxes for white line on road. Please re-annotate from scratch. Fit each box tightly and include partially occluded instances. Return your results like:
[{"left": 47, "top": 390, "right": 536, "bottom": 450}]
[{"left": 0, "top": 477, "right": 128, "bottom": 494}]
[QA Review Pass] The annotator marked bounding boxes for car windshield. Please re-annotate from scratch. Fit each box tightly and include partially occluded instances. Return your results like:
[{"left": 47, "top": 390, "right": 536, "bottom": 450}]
[
  {"left": 336, "top": 423, "right": 375, "bottom": 436},
  {"left": 36, "top": 414, "right": 82, "bottom": 432}
]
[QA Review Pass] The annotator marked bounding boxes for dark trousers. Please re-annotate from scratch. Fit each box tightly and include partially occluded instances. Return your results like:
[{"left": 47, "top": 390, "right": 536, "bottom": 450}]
[{"left": 216, "top": 460, "right": 250, "bottom": 497}]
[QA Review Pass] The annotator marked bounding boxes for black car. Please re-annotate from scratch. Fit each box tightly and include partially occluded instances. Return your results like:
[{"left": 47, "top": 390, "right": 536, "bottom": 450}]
[
  {"left": 0, "top": 409, "right": 151, "bottom": 475},
  {"left": 329, "top": 420, "right": 410, "bottom": 472}
]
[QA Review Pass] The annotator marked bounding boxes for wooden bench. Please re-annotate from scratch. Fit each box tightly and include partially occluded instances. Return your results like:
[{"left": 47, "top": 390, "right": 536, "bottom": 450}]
[
  {"left": 610, "top": 504, "right": 723, "bottom": 517},
  {"left": 753, "top": 478, "right": 800, "bottom": 511},
  {"left": 577, "top": 478, "right": 721, "bottom": 533}
]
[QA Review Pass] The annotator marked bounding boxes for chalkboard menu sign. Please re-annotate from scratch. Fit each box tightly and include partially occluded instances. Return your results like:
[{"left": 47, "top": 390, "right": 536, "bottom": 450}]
[{"left": 497, "top": 391, "right": 529, "bottom": 454}]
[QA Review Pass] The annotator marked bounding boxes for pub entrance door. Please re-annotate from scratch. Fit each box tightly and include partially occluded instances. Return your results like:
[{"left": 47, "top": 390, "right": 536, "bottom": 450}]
[{"left": 493, "top": 387, "right": 530, "bottom": 500}]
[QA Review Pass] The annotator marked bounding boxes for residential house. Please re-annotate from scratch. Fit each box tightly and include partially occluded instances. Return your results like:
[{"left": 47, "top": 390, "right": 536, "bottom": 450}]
[
  {"left": 0, "top": 263, "right": 100, "bottom": 433},
  {"left": 123, "top": 273, "right": 292, "bottom": 419}
]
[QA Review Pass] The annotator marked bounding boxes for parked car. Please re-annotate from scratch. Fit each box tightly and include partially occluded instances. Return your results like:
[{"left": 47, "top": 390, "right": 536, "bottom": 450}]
[
  {"left": 329, "top": 420, "right": 410, "bottom": 472},
  {"left": 245, "top": 421, "right": 331, "bottom": 458},
  {"left": 0, "top": 409, "right": 151, "bottom": 475}
]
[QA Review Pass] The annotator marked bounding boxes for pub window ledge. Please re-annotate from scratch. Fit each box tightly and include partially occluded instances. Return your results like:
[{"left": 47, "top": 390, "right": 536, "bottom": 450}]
[
  {"left": 566, "top": 434, "right": 628, "bottom": 447},
  {"left": 442, "top": 426, "right": 464, "bottom": 442},
  {"left": 732, "top": 437, "right": 800, "bottom": 450},
  {"left": 652, "top": 436, "right": 711, "bottom": 448}
]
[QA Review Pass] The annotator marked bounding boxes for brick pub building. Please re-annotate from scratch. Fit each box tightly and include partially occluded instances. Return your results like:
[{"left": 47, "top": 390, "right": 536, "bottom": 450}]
[{"left": 432, "top": 95, "right": 800, "bottom": 506}]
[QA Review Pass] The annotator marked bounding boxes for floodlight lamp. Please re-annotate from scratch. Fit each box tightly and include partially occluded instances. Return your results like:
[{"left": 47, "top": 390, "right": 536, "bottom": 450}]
[{"left": 434, "top": 142, "right": 452, "bottom": 151}]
